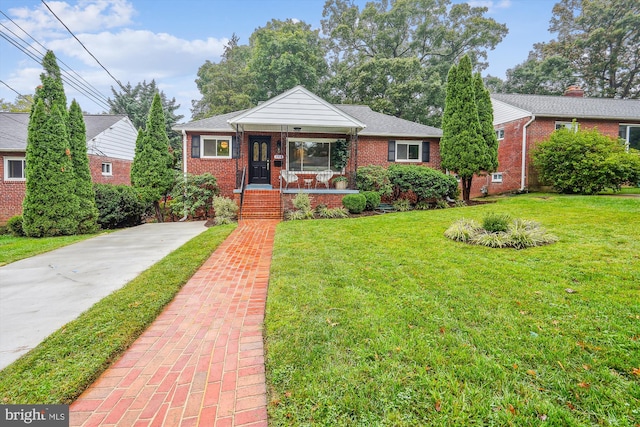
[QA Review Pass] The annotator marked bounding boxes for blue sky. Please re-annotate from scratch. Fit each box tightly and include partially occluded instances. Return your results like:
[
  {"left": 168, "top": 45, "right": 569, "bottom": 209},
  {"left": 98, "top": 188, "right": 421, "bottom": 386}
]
[{"left": 0, "top": 0, "right": 558, "bottom": 122}]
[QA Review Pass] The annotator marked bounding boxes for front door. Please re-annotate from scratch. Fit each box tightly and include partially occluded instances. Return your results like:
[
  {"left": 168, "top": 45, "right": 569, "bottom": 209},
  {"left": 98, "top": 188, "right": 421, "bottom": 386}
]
[{"left": 249, "top": 136, "right": 271, "bottom": 185}]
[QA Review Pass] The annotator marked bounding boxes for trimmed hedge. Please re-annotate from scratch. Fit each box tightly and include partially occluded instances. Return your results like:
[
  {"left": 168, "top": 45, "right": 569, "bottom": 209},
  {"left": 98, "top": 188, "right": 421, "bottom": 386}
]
[
  {"left": 6, "top": 215, "right": 25, "bottom": 237},
  {"left": 362, "top": 191, "right": 381, "bottom": 211},
  {"left": 94, "top": 184, "right": 146, "bottom": 229},
  {"left": 388, "top": 164, "right": 459, "bottom": 202},
  {"left": 342, "top": 193, "right": 367, "bottom": 214}
]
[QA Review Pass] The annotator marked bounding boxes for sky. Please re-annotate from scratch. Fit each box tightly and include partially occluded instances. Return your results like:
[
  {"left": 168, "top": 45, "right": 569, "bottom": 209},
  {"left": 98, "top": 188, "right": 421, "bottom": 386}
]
[{"left": 0, "top": 0, "right": 558, "bottom": 123}]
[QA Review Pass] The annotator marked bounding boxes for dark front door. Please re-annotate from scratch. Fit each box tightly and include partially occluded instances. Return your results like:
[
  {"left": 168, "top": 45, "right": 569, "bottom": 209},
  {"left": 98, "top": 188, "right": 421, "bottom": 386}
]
[{"left": 249, "top": 136, "right": 271, "bottom": 185}]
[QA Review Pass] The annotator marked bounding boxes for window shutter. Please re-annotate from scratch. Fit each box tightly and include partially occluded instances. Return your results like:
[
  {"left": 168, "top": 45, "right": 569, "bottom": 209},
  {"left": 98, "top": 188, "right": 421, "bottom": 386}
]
[
  {"left": 191, "top": 135, "right": 200, "bottom": 158},
  {"left": 422, "top": 141, "right": 430, "bottom": 162},
  {"left": 232, "top": 136, "right": 240, "bottom": 159},
  {"left": 388, "top": 140, "right": 396, "bottom": 162}
]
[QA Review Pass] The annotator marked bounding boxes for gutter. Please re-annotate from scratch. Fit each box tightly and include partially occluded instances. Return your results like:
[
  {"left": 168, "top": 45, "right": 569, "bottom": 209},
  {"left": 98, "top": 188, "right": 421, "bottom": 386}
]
[
  {"left": 521, "top": 115, "right": 535, "bottom": 191},
  {"left": 179, "top": 130, "right": 188, "bottom": 222}
]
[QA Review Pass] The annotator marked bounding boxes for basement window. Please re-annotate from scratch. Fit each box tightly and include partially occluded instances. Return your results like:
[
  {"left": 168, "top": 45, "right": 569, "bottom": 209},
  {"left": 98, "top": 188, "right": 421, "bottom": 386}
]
[
  {"left": 496, "top": 129, "right": 504, "bottom": 140},
  {"left": 101, "top": 162, "right": 112, "bottom": 176},
  {"left": 491, "top": 172, "right": 503, "bottom": 183}
]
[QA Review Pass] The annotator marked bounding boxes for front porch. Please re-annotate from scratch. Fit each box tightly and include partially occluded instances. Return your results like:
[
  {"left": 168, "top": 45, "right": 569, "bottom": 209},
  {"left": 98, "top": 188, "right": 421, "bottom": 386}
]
[{"left": 234, "top": 185, "right": 358, "bottom": 220}]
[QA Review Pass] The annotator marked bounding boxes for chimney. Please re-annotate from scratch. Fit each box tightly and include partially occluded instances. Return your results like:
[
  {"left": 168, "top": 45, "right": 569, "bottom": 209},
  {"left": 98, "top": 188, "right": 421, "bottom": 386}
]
[{"left": 563, "top": 85, "right": 584, "bottom": 97}]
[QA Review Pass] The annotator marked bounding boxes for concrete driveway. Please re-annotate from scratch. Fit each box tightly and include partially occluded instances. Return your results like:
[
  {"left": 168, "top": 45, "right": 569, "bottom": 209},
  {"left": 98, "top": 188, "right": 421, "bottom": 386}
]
[{"left": 0, "top": 221, "right": 208, "bottom": 370}]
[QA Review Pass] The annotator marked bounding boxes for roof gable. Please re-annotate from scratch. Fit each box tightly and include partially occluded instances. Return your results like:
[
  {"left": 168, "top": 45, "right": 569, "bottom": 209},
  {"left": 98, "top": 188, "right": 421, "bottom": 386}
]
[
  {"left": 491, "top": 93, "right": 640, "bottom": 122},
  {"left": 228, "top": 86, "right": 366, "bottom": 133}
]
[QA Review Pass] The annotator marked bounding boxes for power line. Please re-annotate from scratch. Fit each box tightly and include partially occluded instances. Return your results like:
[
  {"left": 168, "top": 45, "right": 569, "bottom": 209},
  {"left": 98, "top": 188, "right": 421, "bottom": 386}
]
[
  {"left": 0, "top": 79, "right": 24, "bottom": 97},
  {"left": 0, "top": 10, "right": 111, "bottom": 106},
  {"left": 40, "top": 0, "right": 128, "bottom": 94}
]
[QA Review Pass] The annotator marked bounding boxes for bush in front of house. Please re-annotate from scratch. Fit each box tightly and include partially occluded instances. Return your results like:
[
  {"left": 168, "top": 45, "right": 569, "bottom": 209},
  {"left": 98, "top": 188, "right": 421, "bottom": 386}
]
[
  {"left": 287, "top": 193, "right": 314, "bottom": 220},
  {"left": 170, "top": 173, "right": 219, "bottom": 219},
  {"left": 212, "top": 196, "right": 239, "bottom": 225},
  {"left": 533, "top": 125, "right": 640, "bottom": 194},
  {"left": 355, "top": 165, "right": 393, "bottom": 197},
  {"left": 361, "top": 191, "right": 381, "bottom": 211},
  {"left": 342, "top": 193, "right": 367, "bottom": 214},
  {"left": 6, "top": 215, "right": 25, "bottom": 237},
  {"left": 387, "top": 164, "right": 459, "bottom": 203},
  {"left": 94, "top": 184, "right": 146, "bottom": 229}
]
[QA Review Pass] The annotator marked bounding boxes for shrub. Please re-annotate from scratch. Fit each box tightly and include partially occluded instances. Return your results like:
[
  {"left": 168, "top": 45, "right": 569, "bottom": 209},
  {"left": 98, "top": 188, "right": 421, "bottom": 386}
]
[
  {"left": 533, "top": 125, "right": 640, "bottom": 194},
  {"left": 434, "top": 200, "right": 449, "bottom": 209},
  {"left": 287, "top": 193, "right": 314, "bottom": 220},
  {"left": 355, "top": 165, "right": 392, "bottom": 196},
  {"left": 6, "top": 215, "right": 25, "bottom": 237},
  {"left": 362, "top": 191, "right": 381, "bottom": 211},
  {"left": 393, "top": 198, "right": 412, "bottom": 212},
  {"left": 443, "top": 218, "right": 480, "bottom": 243},
  {"left": 342, "top": 193, "right": 367, "bottom": 214},
  {"left": 213, "top": 196, "right": 238, "bottom": 225},
  {"left": 170, "top": 173, "right": 219, "bottom": 219},
  {"left": 482, "top": 212, "right": 511, "bottom": 233},
  {"left": 316, "top": 205, "right": 349, "bottom": 219},
  {"left": 415, "top": 201, "right": 431, "bottom": 210},
  {"left": 94, "top": 184, "right": 146, "bottom": 229},
  {"left": 387, "top": 164, "right": 459, "bottom": 202},
  {"left": 445, "top": 216, "right": 557, "bottom": 249}
]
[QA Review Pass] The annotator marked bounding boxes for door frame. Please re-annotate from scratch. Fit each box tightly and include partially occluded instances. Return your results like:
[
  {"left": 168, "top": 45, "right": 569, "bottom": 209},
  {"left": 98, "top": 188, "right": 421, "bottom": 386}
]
[{"left": 248, "top": 135, "right": 271, "bottom": 185}]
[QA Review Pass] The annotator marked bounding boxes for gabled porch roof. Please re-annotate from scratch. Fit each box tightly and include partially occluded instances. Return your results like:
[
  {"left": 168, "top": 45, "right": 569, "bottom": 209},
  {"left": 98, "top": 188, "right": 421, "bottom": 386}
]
[{"left": 227, "top": 85, "right": 366, "bottom": 134}]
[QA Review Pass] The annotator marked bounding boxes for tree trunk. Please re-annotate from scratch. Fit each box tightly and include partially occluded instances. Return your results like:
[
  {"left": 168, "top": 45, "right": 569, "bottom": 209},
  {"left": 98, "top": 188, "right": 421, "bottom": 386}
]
[
  {"left": 461, "top": 176, "right": 473, "bottom": 203},
  {"left": 153, "top": 200, "right": 164, "bottom": 223}
]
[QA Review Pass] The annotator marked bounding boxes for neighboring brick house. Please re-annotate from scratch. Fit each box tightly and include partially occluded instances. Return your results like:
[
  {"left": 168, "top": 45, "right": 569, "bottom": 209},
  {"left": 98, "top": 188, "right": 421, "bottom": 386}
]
[
  {"left": 0, "top": 112, "right": 137, "bottom": 224},
  {"left": 485, "top": 88, "right": 640, "bottom": 196},
  {"left": 173, "top": 86, "right": 442, "bottom": 218}
]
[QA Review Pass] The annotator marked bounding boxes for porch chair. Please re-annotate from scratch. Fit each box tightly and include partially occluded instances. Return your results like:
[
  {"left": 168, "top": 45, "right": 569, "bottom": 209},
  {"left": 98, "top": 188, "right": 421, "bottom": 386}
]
[
  {"left": 280, "top": 170, "right": 299, "bottom": 188},
  {"left": 315, "top": 170, "right": 334, "bottom": 188}
]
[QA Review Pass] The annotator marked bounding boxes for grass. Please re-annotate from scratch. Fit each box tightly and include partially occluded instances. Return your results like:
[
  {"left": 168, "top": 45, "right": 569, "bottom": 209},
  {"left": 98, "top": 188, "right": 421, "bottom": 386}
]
[
  {"left": 0, "top": 233, "right": 103, "bottom": 266},
  {"left": 265, "top": 194, "right": 640, "bottom": 426},
  {"left": 0, "top": 224, "right": 235, "bottom": 404}
]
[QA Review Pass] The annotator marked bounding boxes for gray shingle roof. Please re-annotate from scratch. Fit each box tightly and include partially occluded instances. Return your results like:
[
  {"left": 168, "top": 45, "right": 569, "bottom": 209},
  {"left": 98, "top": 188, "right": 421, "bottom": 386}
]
[
  {"left": 0, "top": 112, "right": 128, "bottom": 151},
  {"left": 173, "top": 105, "right": 442, "bottom": 138},
  {"left": 491, "top": 93, "right": 640, "bottom": 121}
]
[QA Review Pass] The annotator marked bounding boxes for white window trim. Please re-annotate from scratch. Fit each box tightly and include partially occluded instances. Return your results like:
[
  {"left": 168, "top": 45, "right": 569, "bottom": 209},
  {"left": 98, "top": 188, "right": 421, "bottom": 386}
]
[
  {"left": 101, "top": 162, "right": 113, "bottom": 176},
  {"left": 619, "top": 123, "right": 640, "bottom": 151},
  {"left": 201, "top": 136, "right": 232, "bottom": 159},
  {"left": 4, "top": 156, "right": 26, "bottom": 181},
  {"left": 496, "top": 128, "right": 504, "bottom": 140},
  {"left": 286, "top": 137, "right": 339, "bottom": 172},
  {"left": 555, "top": 121, "right": 578, "bottom": 131},
  {"left": 491, "top": 172, "right": 503, "bottom": 183},
  {"left": 395, "top": 140, "right": 422, "bottom": 163}
]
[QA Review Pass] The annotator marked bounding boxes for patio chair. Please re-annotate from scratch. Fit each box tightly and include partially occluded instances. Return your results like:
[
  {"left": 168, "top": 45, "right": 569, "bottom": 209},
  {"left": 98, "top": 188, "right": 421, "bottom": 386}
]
[
  {"left": 315, "top": 170, "right": 334, "bottom": 188},
  {"left": 280, "top": 170, "right": 299, "bottom": 188}
]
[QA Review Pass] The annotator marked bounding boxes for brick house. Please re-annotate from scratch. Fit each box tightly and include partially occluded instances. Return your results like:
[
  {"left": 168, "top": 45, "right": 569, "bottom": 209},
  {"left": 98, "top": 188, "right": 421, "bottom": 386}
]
[
  {"left": 0, "top": 112, "right": 137, "bottom": 224},
  {"left": 173, "top": 85, "right": 443, "bottom": 218},
  {"left": 485, "top": 88, "right": 640, "bottom": 196}
]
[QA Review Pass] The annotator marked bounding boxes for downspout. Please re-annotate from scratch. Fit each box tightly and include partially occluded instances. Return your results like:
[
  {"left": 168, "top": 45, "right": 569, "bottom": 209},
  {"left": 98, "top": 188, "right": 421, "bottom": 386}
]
[
  {"left": 179, "top": 130, "right": 188, "bottom": 221},
  {"left": 521, "top": 115, "right": 535, "bottom": 191}
]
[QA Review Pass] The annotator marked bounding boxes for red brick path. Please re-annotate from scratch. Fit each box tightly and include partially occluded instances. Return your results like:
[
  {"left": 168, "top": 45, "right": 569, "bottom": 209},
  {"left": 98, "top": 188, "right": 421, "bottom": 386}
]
[{"left": 70, "top": 220, "right": 279, "bottom": 427}]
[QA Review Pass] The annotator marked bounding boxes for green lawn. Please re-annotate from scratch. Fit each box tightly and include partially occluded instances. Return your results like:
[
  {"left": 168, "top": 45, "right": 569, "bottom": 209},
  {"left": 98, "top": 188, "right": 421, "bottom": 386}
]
[
  {"left": 0, "top": 233, "right": 101, "bottom": 266},
  {"left": 265, "top": 194, "right": 640, "bottom": 426},
  {"left": 0, "top": 224, "right": 235, "bottom": 404}
]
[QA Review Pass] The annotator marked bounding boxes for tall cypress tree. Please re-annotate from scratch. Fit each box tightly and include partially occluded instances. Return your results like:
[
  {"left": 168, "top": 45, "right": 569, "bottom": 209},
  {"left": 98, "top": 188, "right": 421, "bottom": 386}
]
[
  {"left": 131, "top": 93, "right": 175, "bottom": 222},
  {"left": 33, "top": 51, "right": 67, "bottom": 117},
  {"left": 474, "top": 72, "right": 499, "bottom": 174},
  {"left": 69, "top": 99, "right": 99, "bottom": 233},
  {"left": 440, "top": 55, "right": 485, "bottom": 202},
  {"left": 23, "top": 102, "right": 79, "bottom": 236}
]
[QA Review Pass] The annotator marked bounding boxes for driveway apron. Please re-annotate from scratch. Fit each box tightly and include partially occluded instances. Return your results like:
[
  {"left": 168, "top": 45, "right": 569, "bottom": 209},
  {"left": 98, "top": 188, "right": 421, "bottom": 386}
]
[
  {"left": 70, "top": 219, "right": 278, "bottom": 427},
  {"left": 0, "top": 221, "right": 208, "bottom": 370}
]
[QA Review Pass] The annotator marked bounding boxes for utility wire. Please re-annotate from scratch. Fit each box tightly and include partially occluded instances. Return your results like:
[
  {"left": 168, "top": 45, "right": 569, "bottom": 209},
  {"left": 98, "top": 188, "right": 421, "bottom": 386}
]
[
  {"left": 0, "top": 79, "right": 24, "bottom": 97},
  {"left": 40, "top": 0, "right": 128, "bottom": 94},
  {"left": 0, "top": 10, "right": 111, "bottom": 106}
]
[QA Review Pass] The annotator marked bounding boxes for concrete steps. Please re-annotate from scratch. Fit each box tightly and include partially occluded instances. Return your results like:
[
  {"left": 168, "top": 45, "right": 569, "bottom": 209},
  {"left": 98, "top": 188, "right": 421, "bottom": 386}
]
[{"left": 241, "top": 190, "right": 282, "bottom": 219}]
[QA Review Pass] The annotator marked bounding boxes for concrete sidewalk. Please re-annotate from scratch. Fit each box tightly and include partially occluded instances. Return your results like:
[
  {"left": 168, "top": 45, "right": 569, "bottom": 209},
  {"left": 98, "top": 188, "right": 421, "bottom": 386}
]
[{"left": 0, "top": 221, "right": 208, "bottom": 370}]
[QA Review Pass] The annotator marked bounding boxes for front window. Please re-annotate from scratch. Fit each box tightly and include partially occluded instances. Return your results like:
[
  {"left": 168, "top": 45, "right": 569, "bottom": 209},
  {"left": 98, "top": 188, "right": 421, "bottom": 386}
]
[
  {"left": 619, "top": 124, "right": 640, "bottom": 151},
  {"left": 287, "top": 139, "right": 340, "bottom": 172},
  {"left": 395, "top": 141, "right": 421, "bottom": 162},
  {"left": 4, "top": 157, "right": 26, "bottom": 181},
  {"left": 202, "top": 137, "right": 231, "bottom": 158},
  {"left": 101, "top": 162, "right": 112, "bottom": 176},
  {"left": 492, "top": 172, "right": 503, "bottom": 183},
  {"left": 555, "top": 121, "right": 578, "bottom": 131}
]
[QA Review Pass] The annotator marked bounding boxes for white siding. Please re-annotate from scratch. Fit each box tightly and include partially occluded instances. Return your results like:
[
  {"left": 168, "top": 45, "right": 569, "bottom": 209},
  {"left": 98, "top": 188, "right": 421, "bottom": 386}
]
[
  {"left": 87, "top": 117, "right": 137, "bottom": 160},
  {"left": 491, "top": 98, "right": 531, "bottom": 126}
]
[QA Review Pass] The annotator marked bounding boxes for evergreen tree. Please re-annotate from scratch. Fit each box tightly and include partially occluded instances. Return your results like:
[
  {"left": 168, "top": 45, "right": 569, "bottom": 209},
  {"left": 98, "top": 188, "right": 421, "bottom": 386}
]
[
  {"left": 23, "top": 102, "right": 79, "bottom": 236},
  {"left": 131, "top": 93, "right": 175, "bottom": 222},
  {"left": 440, "top": 55, "right": 485, "bottom": 202},
  {"left": 68, "top": 99, "right": 99, "bottom": 233},
  {"left": 33, "top": 51, "right": 67, "bottom": 116},
  {"left": 474, "top": 72, "right": 499, "bottom": 174}
]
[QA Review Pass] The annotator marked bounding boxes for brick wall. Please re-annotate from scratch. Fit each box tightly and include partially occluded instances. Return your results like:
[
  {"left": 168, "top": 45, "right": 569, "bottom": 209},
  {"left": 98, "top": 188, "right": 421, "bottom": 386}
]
[{"left": 1, "top": 153, "right": 132, "bottom": 225}]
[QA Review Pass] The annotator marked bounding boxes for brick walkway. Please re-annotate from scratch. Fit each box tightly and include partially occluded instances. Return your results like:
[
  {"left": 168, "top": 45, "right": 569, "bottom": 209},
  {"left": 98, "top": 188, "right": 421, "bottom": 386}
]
[{"left": 70, "top": 220, "right": 279, "bottom": 427}]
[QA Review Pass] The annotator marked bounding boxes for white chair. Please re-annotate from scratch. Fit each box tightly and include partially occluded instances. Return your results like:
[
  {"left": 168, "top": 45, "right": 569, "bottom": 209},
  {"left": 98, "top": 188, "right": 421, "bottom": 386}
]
[
  {"left": 315, "top": 170, "right": 334, "bottom": 188},
  {"left": 280, "top": 170, "right": 299, "bottom": 188}
]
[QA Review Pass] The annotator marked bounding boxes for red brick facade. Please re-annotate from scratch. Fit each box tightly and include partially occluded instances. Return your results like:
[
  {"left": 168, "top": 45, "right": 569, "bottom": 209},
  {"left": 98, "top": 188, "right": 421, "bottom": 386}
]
[
  {"left": 483, "top": 117, "right": 626, "bottom": 197},
  {"left": 0, "top": 153, "right": 132, "bottom": 224}
]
